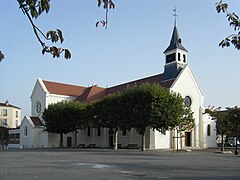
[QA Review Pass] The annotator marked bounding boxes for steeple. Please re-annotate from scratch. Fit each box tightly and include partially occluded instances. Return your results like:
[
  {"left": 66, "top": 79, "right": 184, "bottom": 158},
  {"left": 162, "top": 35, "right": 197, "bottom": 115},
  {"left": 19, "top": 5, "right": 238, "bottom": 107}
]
[
  {"left": 163, "top": 26, "right": 188, "bottom": 53},
  {"left": 162, "top": 8, "right": 188, "bottom": 81}
]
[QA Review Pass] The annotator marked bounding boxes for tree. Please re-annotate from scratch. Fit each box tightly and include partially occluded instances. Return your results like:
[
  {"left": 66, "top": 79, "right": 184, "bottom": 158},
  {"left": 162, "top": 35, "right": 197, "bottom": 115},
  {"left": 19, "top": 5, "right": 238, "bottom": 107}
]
[
  {"left": 226, "top": 106, "right": 240, "bottom": 149},
  {"left": 123, "top": 83, "right": 194, "bottom": 151},
  {"left": 42, "top": 100, "right": 85, "bottom": 148},
  {"left": 68, "top": 101, "right": 89, "bottom": 148},
  {"left": 178, "top": 107, "right": 194, "bottom": 132},
  {"left": 205, "top": 107, "right": 231, "bottom": 151},
  {"left": 216, "top": 1, "right": 240, "bottom": 50},
  {"left": 0, "top": 127, "right": 9, "bottom": 148},
  {"left": 121, "top": 84, "right": 152, "bottom": 151},
  {"left": 89, "top": 92, "right": 128, "bottom": 150}
]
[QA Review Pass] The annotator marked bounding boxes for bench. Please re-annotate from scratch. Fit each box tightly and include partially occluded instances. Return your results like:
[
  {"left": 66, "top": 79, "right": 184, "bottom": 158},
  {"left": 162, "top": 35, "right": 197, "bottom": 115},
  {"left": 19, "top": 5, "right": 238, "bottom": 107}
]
[
  {"left": 77, "top": 144, "right": 85, "bottom": 148},
  {"left": 127, "top": 144, "right": 139, "bottom": 149}
]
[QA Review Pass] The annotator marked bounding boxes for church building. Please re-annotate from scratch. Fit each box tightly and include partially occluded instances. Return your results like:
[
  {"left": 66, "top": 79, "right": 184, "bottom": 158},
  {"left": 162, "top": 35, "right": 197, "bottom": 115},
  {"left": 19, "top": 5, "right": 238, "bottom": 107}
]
[{"left": 20, "top": 22, "right": 217, "bottom": 149}]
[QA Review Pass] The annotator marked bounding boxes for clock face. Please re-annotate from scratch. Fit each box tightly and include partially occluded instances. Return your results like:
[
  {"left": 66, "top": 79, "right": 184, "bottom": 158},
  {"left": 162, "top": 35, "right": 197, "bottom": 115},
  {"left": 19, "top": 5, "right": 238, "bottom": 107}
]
[
  {"left": 184, "top": 96, "right": 192, "bottom": 107},
  {"left": 36, "top": 100, "right": 41, "bottom": 115}
]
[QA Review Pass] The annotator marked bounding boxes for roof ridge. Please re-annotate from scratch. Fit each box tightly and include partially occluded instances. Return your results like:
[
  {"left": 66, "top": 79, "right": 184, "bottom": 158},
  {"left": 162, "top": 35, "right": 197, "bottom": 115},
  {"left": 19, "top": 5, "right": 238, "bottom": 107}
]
[
  {"left": 42, "top": 79, "right": 86, "bottom": 89},
  {"left": 0, "top": 103, "right": 21, "bottom": 109}
]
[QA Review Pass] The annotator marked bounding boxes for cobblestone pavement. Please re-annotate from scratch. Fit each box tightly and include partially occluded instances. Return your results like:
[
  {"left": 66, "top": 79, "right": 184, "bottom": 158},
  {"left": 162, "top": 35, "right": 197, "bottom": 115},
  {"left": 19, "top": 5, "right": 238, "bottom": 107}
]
[{"left": 0, "top": 148, "right": 240, "bottom": 180}]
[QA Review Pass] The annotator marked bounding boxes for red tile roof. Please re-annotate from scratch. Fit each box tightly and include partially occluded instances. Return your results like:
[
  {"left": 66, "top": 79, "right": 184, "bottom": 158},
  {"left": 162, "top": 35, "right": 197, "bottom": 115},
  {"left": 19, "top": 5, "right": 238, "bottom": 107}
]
[
  {"left": 43, "top": 80, "right": 86, "bottom": 97},
  {"left": 42, "top": 73, "right": 175, "bottom": 103},
  {"left": 30, "top": 117, "right": 44, "bottom": 126},
  {"left": 76, "top": 86, "right": 106, "bottom": 103},
  {"left": 106, "top": 73, "right": 174, "bottom": 94}
]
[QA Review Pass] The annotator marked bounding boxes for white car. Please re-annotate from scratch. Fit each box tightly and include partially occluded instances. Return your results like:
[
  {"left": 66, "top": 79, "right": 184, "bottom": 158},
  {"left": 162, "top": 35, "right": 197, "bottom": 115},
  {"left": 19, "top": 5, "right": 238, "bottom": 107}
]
[{"left": 227, "top": 137, "right": 240, "bottom": 147}]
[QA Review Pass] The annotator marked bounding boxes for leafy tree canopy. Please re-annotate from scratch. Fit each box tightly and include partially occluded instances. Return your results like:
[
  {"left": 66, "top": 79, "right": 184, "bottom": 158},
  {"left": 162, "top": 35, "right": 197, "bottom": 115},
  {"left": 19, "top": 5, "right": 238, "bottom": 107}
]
[
  {"left": 122, "top": 83, "right": 194, "bottom": 151},
  {"left": 42, "top": 100, "right": 86, "bottom": 147},
  {"left": 205, "top": 107, "right": 231, "bottom": 135},
  {"left": 216, "top": 0, "right": 240, "bottom": 50}
]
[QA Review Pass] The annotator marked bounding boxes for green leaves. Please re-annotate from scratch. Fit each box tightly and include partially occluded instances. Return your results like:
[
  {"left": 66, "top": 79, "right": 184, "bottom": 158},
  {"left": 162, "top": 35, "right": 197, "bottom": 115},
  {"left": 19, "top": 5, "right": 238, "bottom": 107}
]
[
  {"left": 216, "top": 1, "right": 240, "bottom": 50},
  {"left": 46, "top": 29, "right": 64, "bottom": 43},
  {"left": 205, "top": 107, "right": 231, "bottom": 135},
  {"left": 44, "top": 30, "right": 71, "bottom": 59},
  {"left": 38, "top": 0, "right": 50, "bottom": 15},
  {"left": 18, "top": 0, "right": 50, "bottom": 19},
  {"left": 30, "top": 5, "right": 38, "bottom": 18},
  {"left": 43, "top": 100, "right": 87, "bottom": 134},
  {"left": 96, "top": 0, "right": 115, "bottom": 29},
  {"left": 97, "top": 0, "right": 115, "bottom": 9},
  {"left": 64, "top": 49, "right": 71, "bottom": 59},
  {"left": 216, "top": 0, "right": 228, "bottom": 13},
  {"left": 18, "top": 0, "right": 71, "bottom": 60},
  {"left": 90, "top": 83, "right": 193, "bottom": 136},
  {"left": 226, "top": 106, "right": 240, "bottom": 126},
  {"left": 43, "top": 46, "right": 71, "bottom": 59},
  {"left": 0, "top": 51, "right": 4, "bottom": 62}
]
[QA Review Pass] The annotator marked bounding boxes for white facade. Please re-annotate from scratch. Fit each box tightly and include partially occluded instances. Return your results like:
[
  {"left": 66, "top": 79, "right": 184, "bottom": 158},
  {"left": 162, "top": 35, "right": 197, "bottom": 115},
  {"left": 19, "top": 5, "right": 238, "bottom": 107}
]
[
  {"left": 30, "top": 78, "right": 76, "bottom": 121},
  {"left": 20, "top": 116, "right": 42, "bottom": 148},
  {"left": 170, "top": 65, "right": 204, "bottom": 148}
]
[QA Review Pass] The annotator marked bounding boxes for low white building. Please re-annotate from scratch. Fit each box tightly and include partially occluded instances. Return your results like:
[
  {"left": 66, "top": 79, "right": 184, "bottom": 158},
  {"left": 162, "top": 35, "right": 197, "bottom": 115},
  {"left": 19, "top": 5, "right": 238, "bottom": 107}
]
[{"left": 19, "top": 24, "right": 217, "bottom": 149}]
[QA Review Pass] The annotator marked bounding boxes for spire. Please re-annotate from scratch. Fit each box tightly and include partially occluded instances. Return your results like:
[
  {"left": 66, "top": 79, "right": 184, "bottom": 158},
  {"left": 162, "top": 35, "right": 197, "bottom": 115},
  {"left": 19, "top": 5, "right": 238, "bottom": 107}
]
[
  {"left": 162, "top": 8, "right": 188, "bottom": 81},
  {"left": 173, "top": 6, "right": 177, "bottom": 27},
  {"left": 164, "top": 8, "right": 188, "bottom": 53}
]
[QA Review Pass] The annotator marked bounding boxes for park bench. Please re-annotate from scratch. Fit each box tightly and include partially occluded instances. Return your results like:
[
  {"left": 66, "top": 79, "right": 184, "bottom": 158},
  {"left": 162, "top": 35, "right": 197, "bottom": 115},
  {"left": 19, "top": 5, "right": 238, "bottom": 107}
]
[{"left": 127, "top": 144, "right": 138, "bottom": 149}]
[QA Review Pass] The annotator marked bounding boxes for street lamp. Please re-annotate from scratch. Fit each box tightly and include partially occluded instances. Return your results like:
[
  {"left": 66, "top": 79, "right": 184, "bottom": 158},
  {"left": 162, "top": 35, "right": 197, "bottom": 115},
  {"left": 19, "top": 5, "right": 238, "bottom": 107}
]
[
  {"left": 234, "top": 114, "right": 238, "bottom": 155},
  {"left": 176, "top": 126, "right": 179, "bottom": 153}
]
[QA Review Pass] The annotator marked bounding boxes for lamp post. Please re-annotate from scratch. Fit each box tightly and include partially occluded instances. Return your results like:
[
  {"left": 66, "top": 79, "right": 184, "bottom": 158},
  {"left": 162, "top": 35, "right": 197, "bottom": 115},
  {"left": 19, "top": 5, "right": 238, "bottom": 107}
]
[
  {"left": 234, "top": 114, "right": 238, "bottom": 155},
  {"left": 176, "top": 126, "right": 179, "bottom": 153}
]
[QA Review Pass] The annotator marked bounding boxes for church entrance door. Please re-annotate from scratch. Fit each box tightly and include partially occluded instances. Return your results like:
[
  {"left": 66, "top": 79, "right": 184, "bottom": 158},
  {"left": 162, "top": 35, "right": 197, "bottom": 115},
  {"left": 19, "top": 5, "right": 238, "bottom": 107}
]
[
  {"left": 109, "top": 136, "right": 113, "bottom": 148},
  {"left": 108, "top": 128, "right": 114, "bottom": 148},
  {"left": 185, "top": 132, "right": 191, "bottom": 146},
  {"left": 67, "top": 137, "right": 72, "bottom": 148}
]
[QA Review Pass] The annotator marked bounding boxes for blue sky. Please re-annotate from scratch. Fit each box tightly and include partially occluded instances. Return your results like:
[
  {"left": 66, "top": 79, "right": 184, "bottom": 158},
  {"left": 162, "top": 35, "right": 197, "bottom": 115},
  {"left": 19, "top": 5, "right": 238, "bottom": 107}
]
[{"left": 1, "top": 0, "right": 240, "bottom": 118}]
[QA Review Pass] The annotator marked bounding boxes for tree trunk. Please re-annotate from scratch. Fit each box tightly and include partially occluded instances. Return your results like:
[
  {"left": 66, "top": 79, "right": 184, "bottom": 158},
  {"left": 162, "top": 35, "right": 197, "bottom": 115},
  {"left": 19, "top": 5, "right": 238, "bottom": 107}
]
[
  {"left": 221, "top": 133, "right": 224, "bottom": 152},
  {"left": 59, "top": 133, "right": 64, "bottom": 148},
  {"left": 141, "top": 131, "right": 146, "bottom": 151},
  {"left": 114, "top": 129, "right": 118, "bottom": 150},
  {"left": 75, "top": 131, "right": 78, "bottom": 148}
]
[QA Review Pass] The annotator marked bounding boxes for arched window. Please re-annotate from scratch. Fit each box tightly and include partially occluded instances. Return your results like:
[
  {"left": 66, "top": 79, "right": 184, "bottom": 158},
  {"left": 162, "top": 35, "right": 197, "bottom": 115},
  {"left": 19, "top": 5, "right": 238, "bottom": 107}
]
[
  {"left": 207, "top": 124, "right": 211, "bottom": 136},
  {"left": 24, "top": 126, "right": 28, "bottom": 136}
]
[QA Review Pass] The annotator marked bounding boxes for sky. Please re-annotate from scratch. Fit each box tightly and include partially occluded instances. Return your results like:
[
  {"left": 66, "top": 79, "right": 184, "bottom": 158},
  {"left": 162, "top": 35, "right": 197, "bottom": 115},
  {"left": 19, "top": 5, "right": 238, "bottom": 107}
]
[{"left": 0, "top": 0, "right": 240, "bottom": 119}]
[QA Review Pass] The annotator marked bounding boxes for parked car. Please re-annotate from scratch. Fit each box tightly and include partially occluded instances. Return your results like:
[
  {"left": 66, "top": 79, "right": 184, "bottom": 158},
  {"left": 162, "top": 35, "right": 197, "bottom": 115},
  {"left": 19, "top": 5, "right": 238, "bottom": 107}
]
[{"left": 226, "top": 137, "right": 240, "bottom": 147}]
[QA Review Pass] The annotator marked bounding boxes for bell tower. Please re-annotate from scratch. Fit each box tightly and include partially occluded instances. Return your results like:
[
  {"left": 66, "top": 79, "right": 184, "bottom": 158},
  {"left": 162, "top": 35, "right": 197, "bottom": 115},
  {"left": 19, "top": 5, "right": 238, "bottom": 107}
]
[{"left": 162, "top": 8, "right": 188, "bottom": 81}]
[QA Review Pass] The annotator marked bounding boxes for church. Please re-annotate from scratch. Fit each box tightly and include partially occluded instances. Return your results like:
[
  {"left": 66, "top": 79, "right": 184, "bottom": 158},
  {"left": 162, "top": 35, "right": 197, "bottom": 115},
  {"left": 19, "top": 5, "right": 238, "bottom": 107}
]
[{"left": 19, "top": 22, "right": 217, "bottom": 150}]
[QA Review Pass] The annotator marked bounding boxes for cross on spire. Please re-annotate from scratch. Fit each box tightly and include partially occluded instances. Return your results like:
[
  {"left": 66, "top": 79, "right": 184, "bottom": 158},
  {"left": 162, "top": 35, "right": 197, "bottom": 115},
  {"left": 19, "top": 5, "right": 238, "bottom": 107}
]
[{"left": 173, "top": 6, "right": 178, "bottom": 26}]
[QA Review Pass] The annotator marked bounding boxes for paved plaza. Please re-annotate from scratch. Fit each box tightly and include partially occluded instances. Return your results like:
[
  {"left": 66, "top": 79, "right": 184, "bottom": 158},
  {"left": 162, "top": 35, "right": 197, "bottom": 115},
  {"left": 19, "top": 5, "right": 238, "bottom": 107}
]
[{"left": 0, "top": 148, "right": 240, "bottom": 180}]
